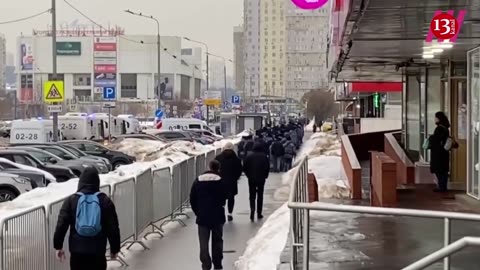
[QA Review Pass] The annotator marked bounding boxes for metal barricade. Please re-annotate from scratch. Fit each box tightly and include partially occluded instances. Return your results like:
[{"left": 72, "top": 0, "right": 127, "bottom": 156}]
[
  {"left": 47, "top": 196, "right": 71, "bottom": 270},
  {"left": 195, "top": 154, "right": 206, "bottom": 178},
  {"left": 206, "top": 150, "right": 216, "bottom": 165},
  {"left": 152, "top": 167, "right": 173, "bottom": 222},
  {"left": 129, "top": 169, "right": 154, "bottom": 249},
  {"left": 111, "top": 178, "right": 136, "bottom": 244},
  {"left": 0, "top": 206, "right": 47, "bottom": 270},
  {"left": 171, "top": 164, "right": 182, "bottom": 214},
  {"left": 179, "top": 161, "right": 189, "bottom": 206},
  {"left": 215, "top": 148, "right": 221, "bottom": 157}
]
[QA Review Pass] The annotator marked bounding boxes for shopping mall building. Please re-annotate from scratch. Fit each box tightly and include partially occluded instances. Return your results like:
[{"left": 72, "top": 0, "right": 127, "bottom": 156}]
[{"left": 330, "top": 0, "right": 480, "bottom": 199}]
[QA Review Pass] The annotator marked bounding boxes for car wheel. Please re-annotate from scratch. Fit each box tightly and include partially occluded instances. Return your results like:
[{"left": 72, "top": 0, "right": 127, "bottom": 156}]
[
  {"left": 0, "top": 189, "right": 17, "bottom": 202},
  {"left": 113, "top": 161, "right": 127, "bottom": 170}
]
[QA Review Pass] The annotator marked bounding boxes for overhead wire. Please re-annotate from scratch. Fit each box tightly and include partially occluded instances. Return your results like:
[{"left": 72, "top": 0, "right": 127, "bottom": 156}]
[{"left": 0, "top": 9, "right": 51, "bottom": 25}]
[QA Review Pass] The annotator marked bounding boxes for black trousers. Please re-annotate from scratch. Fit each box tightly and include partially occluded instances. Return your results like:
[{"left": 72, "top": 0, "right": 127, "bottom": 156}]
[
  {"left": 70, "top": 253, "right": 107, "bottom": 270},
  {"left": 227, "top": 196, "right": 235, "bottom": 214},
  {"left": 248, "top": 180, "right": 265, "bottom": 215},
  {"left": 198, "top": 225, "right": 224, "bottom": 270}
]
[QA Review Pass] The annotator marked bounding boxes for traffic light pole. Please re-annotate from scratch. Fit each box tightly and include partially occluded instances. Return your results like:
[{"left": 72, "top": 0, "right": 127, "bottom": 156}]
[{"left": 51, "top": 0, "right": 59, "bottom": 141}]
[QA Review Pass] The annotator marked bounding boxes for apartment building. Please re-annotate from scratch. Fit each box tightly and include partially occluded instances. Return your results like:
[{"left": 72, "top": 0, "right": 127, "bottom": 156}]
[
  {"left": 285, "top": 1, "right": 330, "bottom": 101},
  {"left": 244, "top": 0, "right": 261, "bottom": 98},
  {"left": 233, "top": 25, "right": 246, "bottom": 98},
  {"left": 0, "top": 34, "right": 6, "bottom": 92}
]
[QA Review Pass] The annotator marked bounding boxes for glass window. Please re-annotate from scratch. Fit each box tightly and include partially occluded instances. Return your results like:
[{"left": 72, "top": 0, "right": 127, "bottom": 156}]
[
  {"left": 84, "top": 143, "right": 106, "bottom": 152},
  {"left": 0, "top": 161, "right": 16, "bottom": 169},
  {"left": 13, "top": 155, "right": 37, "bottom": 168},
  {"left": 468, "top": 48, "right": 480, "bottom": 198},
  {"left": 73, "top": 74, "right": 91, "bottom": 86},
  {"left": 189, "top": 124, "right": 201, "bottom": 129},
  {"left": 406, "top": 74, "right": 420, "bottom": 158}
]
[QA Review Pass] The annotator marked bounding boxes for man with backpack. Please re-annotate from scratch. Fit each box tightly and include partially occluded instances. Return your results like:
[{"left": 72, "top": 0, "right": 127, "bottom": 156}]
[{"left": 53, "top": 167, "right": 120, "bottom": 270}]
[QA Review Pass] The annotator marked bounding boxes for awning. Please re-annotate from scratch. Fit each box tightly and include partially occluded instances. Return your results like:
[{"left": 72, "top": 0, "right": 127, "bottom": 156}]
[{"left": 351, "top": 82, "right": 402, "bottom": 93}]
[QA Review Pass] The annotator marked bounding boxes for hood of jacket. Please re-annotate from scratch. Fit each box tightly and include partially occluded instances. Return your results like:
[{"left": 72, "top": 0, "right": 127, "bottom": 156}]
[
  {"left": 221, "top": 149, "right": 237, "bottom": 158},
  {"left": 77, "top": 167, "right": 100, "bottom": 193},
  {"left": 198, "top": 171, "right": 222, "bottom": 182}
]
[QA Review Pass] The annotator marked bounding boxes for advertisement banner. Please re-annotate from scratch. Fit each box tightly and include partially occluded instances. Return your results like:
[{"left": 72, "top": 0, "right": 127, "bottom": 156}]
[
  {"left": 56, "top": 42, "right": 81, "bottom": 56},
  {"left": 204, "top": 90, "right": 222, "bottom": 106},
  {"left": 94, "top": 43, "right": 117, "bottom": 51},
  {"left": 156, "top": 74, "right": 174, "bottom": 101},
  {"left": 20, "top": 43, "right": 33, "bottom": 71},
  {"left": 94, "top": 65, "right": 116, "bottom": 73},
  {"left": 94, "top": 51, "right": 117, "bottom": 58},
  {"left": 94, "top": 58, "right": 117, "bottom": 65},
  {"left": 94, "top": 36, "right": 116, "bottom": 43}
]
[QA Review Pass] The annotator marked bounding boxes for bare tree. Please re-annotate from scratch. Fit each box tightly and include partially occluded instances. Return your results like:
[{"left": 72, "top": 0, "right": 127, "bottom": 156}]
[{"left": 302, "top": 89, "right": 337, "bottom": 124}]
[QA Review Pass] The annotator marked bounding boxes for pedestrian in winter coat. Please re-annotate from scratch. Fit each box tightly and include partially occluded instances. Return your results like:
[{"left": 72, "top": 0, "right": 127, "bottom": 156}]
[
  {"left": 53, "top": 167, "right": 120, "bottom": 270},
  {"left": 243, "top": 143, "right": 270, "bottom": 221},
  {"left": 215, "top": 142, "right": 243, "bottom": 222},
  {"left": 190, "top": 160, "right": 226, "bottom": 270},
  {"left": 428, "top": 111, "right": 455, "bottom": 192},
  {"left": 254, "top": 134, "right": 269, "bottom": 157},
  {"left": 270, "top": 137, "right": 285, "bottom": 172},
  {"left": 238, "top": 135, "right": 254, "bottom": 160},
  {"left": 283, "top": 138, "right": 297, "bottom": 172}
]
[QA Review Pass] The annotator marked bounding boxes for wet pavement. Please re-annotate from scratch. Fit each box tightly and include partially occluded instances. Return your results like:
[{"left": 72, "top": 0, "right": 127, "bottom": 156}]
[{"left": 111, "top": 173, "right": 287, "bottom": 270}]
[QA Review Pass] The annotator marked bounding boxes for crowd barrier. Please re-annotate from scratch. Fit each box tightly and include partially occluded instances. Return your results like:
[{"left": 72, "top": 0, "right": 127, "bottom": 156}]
[{"left": 0, "top": 146, "right": 226, "bottom": 270}]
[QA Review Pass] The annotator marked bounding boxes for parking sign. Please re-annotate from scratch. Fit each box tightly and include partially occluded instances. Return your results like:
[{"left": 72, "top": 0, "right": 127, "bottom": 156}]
[
  {"left": 103, "top": 87, "right": 116, "bottom": 99},
  {"left": 231, "top": 95, "right": 241, "bottom": 104}
]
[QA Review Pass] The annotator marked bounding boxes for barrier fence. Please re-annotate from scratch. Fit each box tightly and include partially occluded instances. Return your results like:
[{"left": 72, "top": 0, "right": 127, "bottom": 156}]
[{"left": 0, "top": 146, "right": 229, "bottom": 270}]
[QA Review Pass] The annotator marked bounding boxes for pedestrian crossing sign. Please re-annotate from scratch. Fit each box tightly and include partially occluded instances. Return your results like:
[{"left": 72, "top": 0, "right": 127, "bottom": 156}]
[{"left": 43, "top": 81, "right": 65, "bottom": 103}]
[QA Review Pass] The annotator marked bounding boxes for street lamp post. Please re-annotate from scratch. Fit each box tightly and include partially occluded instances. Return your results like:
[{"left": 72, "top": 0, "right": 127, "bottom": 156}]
[
  {"left": 206, "top": 52, "right": 232, "bottom": 108},
  {"left": 183, "top": 37, "right": 210, "bottom": 123},
  {"left": 125, "top": 10, "right": 161, "bottom": 110},
  {"left": 51, "top": 0, "right": 59, "bottom": 141}
]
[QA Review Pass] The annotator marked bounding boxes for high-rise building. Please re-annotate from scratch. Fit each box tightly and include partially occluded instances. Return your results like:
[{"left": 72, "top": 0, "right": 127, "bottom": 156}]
[
  {"left": 260, "top": 0, "right": 286, "bottom": 97},
  {"left": 0, "top": 34, "right": 6, "bottom": 92},
  {"left": 233, "top": 25, "right": 245, "bottom": 98},
  {"left": 244, "top": 0, "right": 261, "bottom": 98},
  {"left": 209, "top": 59, "right": 225, "bottom": 90},
  {"left": 285, "top": 1, "right": 330, "bottom": 101}
]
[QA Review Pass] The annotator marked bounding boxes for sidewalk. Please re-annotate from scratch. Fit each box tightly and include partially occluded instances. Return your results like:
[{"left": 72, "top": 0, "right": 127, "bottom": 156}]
[{"left": 113, "top": 173, "right": 286, "bottom": 270}]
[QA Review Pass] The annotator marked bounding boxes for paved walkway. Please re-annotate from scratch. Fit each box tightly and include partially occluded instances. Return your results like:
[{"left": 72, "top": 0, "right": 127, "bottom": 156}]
[{"left": 111, "top": 173, "right": 287, "bottom": 270}]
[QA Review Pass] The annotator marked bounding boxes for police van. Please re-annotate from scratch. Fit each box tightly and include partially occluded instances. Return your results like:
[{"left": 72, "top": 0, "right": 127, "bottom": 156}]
[
  {"left": 58, "top": 113, "right": 94, "bottom": 140},
  {"left": 10, "top": 118, "right": 63, "bottom": 144},
  {"left": 161, "top": 118, "right": 215, "bottom": 133},
  {"left": 116, "top": 114, "right": 141, "bottom": 134}
]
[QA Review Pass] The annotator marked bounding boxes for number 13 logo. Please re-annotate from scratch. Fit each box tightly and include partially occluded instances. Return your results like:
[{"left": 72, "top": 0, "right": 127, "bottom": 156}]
[{"left": 427, "top": 10, "right": 466, "bottom": 42}]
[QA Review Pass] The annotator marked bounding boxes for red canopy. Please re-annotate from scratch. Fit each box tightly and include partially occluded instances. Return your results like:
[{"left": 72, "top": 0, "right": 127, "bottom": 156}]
[{"left": 351, "top": 82, "right": 402, "bottom": 93}]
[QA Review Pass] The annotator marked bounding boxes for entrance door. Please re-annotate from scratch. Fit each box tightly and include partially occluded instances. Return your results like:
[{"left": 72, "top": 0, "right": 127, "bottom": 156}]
[
  {"left": 451, "top": 79, "right": 467, "bottom": 185},
  {"left": 467, "top": 48, "right": 480, "bottom": 199}
]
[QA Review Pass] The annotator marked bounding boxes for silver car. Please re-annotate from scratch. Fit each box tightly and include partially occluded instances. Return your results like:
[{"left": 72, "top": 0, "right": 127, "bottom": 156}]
[{"left": 0, "top": 172, "right": 32, "bottom": 202}]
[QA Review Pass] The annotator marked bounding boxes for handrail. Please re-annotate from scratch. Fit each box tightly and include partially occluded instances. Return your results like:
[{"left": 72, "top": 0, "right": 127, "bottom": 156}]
[
  {"left": 403, "top": 237, "right": 480, "bottom": 270},
  {"left": 340, "top": 135, "right": 361, "bottom": 169}
]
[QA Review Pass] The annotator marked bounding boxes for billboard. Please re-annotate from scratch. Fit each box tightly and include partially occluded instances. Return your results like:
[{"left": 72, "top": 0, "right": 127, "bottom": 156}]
[
  {"left": 156, "top": 74, "right": 175, "bottom": 101},
  {"left": 94, "top": 73, "right": 116, "bottom": 87},
  {"left": 20, "top": 43, "right": 33, "bottom": 71},
  {"left": 56, "top": 42, "right": 81, "bottom": 56},
  {"left": 93, "top": 37, "right": 117, "bottom": 93}
]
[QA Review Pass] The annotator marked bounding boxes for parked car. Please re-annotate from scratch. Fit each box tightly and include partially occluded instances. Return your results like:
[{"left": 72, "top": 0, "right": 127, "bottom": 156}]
[
  {"left": 0, "top": 156, "right": 55, "bottom": 184},
  {"left": 148, "top": 130, "right": 212, "bottom": 145},
  {"left": 189, "top": 129, "right": 224, "bottom": 140},
  {"left": 186, "top": 130, "right": 219, "bottom": 143},
  {"left": 0, "top": 164, "right": 46, "bottom": 188},
  {"left": 6, "top": 146, "right": 101, "bottom": 177},
  {"left": 0, "top": 172, "right": 32, "bottom": 202},
  {"left": 59, "top": 141, "right": 136, "bottom": 169},
  {"left": 20, "top": 145, "right": 110, "bottom": 174},
  {"left": 59, "top": 144, "right": 112, "bottom": 171},
  {"left": 0, "top": 150, "right": 76, "bottom": 183}
]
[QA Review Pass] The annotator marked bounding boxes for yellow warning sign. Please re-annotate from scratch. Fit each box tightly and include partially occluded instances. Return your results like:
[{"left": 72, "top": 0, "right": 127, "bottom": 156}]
[{"left": 43, "top": 81, "right": 64, "bottom": 103}]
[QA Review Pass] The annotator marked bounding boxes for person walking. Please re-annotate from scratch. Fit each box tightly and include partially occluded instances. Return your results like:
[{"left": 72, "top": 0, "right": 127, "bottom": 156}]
[
  {"left": 243, "top": 143, "right": 270, "bottom": 221},
  {"left": 53, "top": 167, "right": 120, "bottom": 270},
  {"left": 215, "top": 142, "right": 243, "bottom": 222},
  {"left": 190, "top": 160, "right": 226, "bottom": 270},
  {"left": 270, "top": 136, "right": 285, "bottom": 173},
  {"left": 427, "top": 111, "right": 457, "bottom": 192},
  {"left": 283, "top": 137, "right": 297, "bottom": 172}
]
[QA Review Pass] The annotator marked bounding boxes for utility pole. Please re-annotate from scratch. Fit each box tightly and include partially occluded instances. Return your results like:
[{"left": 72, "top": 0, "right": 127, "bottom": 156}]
[
  {"left": 51, "top": 0, "right": 59, "bottom": 141},
  {"left": 223, "top": 63, "right": 227, "bottom": 104}
]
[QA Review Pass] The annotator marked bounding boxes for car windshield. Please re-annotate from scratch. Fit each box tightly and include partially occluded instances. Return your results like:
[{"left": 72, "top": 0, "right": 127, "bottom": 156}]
[
  {"left": 58, "top": 145, "right": 82, "bottom": 158},
  {"left": 28, "top": 149, "right": 61, "bottom": 163}
]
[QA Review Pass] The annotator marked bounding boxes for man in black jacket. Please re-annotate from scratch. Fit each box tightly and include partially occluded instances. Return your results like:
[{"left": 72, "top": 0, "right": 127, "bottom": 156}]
[
  {"left": 190, "top": 160, "right": 226, "bottom": 270},
  {"left": 243, "top": 143, "right": 270, "bottom": 221},
  {"left": 53, "top": 167, "right": 120, "bottom": 270},
  {"left": 215, "top": 142, "right": 243, "bottom": 222},
  {"left": 270, "top": 136, "right": 285, "bottom": 173}
]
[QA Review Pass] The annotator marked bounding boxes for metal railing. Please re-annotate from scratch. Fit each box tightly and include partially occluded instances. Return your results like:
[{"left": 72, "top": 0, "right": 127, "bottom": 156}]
[
  {"left": 288, "top": 157, "right": 480, "bottom": 270},
  {"left": 0, "top": 146, "right": 228, "bottom": 270}
]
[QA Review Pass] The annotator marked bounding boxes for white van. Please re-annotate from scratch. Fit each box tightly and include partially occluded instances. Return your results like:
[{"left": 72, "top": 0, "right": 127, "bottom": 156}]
[
  {"left": 116, "top": 114, "right": 141, "bottom": 134},
  {"left": 89, "top": 113, "right": 112, "bottom": 139},
  {"left": 161, "top": 118, "right": 215, "bottom": 133},
  {"left": 10, "top": 118, "right": 62, "bottom": 144},
  {"left": 58, "top": 113, "right": 94, "bottom": 140}
]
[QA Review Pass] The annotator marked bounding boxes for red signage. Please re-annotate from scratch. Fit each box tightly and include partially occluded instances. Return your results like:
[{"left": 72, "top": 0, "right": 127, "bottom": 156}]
[
  {"left": 94, "top": 43, "right": 117, "bottom": 51},
  {"left": 20, "top": 88, "right": 33, "bottom": 102},
  {"left": 351, "top": 82, "right": 402, "bottom": 93},
  {"left": 94, "top": 65, "right": 117, "bottom": 73}
]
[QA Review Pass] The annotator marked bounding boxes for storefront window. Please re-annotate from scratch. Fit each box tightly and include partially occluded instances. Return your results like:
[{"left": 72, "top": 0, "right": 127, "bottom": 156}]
[
  {"left": 406, "top": 74, "right": 420, "bottom": 159},
  {"left": 468, "top": 48, "right": 480, "bottom": 199},
  {"left": 425, "top": 68, "right": 442, "bottom": 162}
]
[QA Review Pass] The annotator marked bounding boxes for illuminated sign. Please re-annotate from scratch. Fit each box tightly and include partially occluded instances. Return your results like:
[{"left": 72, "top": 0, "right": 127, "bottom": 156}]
[{"left": 291, "top": 0, "right": 329, "bottom": 10}]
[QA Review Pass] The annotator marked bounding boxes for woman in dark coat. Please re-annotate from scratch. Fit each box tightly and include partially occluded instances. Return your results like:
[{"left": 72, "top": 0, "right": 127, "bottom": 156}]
[
  {"left": 428, "top": 111, "right": 452, "bottom": 192},
  {"left": 215, "top": 142, "right": 243, "bottom": 221}
]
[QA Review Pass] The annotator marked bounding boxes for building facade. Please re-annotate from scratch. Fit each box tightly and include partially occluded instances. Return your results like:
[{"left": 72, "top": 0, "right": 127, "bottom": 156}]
[
  {"left": 233, "top": 25, "right": 245, "bottom": 98},
  {"left": 16, "top": 35, "right": 203, "bottom": 106},
  {"left": 244, "top": 0, "right": 261, "bottom": 98},
  {"left": 0, "top": 34, "right": 6, "bottom": 92},
  {"left": 285, "top": 1, "right": 330, "bottom": 101}
]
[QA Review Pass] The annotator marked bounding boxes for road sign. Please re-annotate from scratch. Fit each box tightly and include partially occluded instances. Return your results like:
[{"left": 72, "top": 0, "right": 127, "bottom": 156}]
[
  {"left": 155, "top": 109, "right": 164, "bottom": 118},
  {"left": 103, "top": 86, "right": 116, "bottom": 99},
  {"left": 204, "top": 90, "right": 222, "bottom": 106},
  {"left": 43, "top": 81, "right": 64, "bottom": 103},
  {"left": 103, "top": 102, "right": 116, "bottom": 108},
  {"left": 47, "top": 105, "right": 63, "bottom": 113},
  {"left": 231, "top": 95, "right": 241, "bottom": 104}
]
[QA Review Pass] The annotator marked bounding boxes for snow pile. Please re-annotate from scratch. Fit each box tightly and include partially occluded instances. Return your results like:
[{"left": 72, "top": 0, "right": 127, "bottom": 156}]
[
  {"left": 304, "top": 117, "right": 315, "bottom": 132},
  {"left": 235, "top": 204, "right": 290, "bottom": 270},
  {"left": 309, "top": 156, "right": 350, "bottom": 199}
]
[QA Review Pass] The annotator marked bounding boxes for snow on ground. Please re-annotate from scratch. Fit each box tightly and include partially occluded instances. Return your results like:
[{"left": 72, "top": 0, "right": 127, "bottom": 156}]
[
  {"left": 234, "top": 204, "right": 290, "bottom": 270},
  {"left": 236, "top": 132, "right": 363, "bottom": 270}
]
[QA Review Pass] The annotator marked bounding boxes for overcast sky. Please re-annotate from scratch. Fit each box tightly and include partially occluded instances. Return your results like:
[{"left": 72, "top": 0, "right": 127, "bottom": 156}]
[{"left": 1, "top": 0, "right": 243, "bottom": 73}]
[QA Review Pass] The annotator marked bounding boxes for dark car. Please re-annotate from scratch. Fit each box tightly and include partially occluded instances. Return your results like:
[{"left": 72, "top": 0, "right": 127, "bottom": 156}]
[
  {"left": 59, "top": 144, "right": 112, "bottom": 171},
  {"left": 0, "top": 164, "right": 46, "bottom": 188},
  {"left": 110, "top": 133, "right": 167, "bottom": 144},
  {"left": 59, "top": 141, "right": 136, "bottom": 169},
  {"left": 150, "top": 130, "right": 211, "bottom": 145},
  {"left": 0, "top": 150, "right": 76, "bottom": 183},
  {"left": 186, "top": 130, "right": 216, "bottom": 144}
]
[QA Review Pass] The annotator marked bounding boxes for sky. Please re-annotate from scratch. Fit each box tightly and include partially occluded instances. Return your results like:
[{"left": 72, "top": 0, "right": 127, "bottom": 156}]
[{"left": 0, "top": 0, "right": 243, "bottom": 74}]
